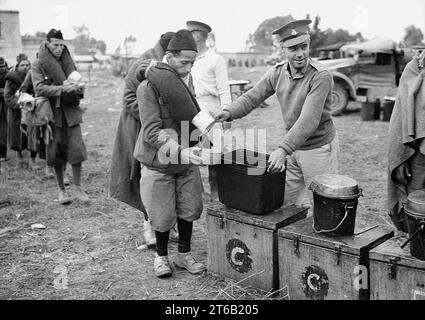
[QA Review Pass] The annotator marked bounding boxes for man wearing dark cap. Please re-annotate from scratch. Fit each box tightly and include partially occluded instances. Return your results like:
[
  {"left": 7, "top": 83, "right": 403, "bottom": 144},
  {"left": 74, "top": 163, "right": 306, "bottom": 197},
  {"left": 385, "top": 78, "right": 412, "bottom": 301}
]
[
  {"left": 215, "top": 19, "right": 339, "bottom": 210},
  {"left": 134, "top": 29, "right": 206, "bottom": 278},
  {"left": 186, "top": 20, "right": 232, "bottom": 201},
  {"left": 31, "top": 29, "right": 89, "bottom": 205},
  {"left": 0, "top": 57, "right": 9, "bottom": 162},
  {"left": 110, "top": 32, "right": 175, "bottom": 247},
  {"left": 4, "top": 54, "right": 31, "bottom": 167}
]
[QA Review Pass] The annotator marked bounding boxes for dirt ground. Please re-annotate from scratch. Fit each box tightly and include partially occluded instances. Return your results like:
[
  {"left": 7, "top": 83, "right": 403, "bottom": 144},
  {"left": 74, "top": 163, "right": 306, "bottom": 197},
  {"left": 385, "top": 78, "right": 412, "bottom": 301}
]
[{"left": 0, "top": 67, "right": 396, "bottom": 300}]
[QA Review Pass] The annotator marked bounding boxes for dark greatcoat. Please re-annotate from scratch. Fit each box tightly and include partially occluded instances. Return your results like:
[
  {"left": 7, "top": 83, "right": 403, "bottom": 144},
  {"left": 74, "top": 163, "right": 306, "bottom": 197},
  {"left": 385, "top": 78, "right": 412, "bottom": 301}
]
[
  {"left": 0, "top": 70, "right": 8, "bottom": 149},
  {"left": 109, "top": 41, "right": 166, "bottom": 214},
  {"left": 4, "top": 69, "right": 27, "bottom": 152}
]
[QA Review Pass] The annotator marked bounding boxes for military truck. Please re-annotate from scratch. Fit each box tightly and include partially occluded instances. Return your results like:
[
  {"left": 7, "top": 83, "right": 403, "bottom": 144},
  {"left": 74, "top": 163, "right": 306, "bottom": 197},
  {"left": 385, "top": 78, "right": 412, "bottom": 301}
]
[{"left": 316, "top": 38, "right": 419, "bottom": 115}]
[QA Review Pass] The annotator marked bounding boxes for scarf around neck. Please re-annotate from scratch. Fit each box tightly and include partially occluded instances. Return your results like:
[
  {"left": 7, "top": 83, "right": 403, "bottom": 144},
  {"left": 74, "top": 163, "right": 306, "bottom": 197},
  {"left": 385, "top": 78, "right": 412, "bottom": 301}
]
[
  {"left": 38, "top": 43, "right": 76, "bottom": 85},
  {"left": 5, "top": 69, "right": 26, "bottom": 88},
  {"left": 137, "top": 60, "right": 201, "bottom": 127}
]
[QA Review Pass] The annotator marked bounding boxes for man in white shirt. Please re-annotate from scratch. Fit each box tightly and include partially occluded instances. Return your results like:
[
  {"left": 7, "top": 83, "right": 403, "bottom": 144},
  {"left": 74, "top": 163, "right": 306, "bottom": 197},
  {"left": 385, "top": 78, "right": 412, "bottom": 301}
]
[{"left": 187, "top": 20, "right": 232, "bottom": 200}]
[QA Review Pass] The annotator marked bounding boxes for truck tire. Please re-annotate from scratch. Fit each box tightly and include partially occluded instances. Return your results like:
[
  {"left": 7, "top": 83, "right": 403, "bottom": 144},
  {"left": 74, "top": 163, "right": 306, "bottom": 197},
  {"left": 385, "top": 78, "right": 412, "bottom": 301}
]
[{"left": 330, "top": 82, "right": 349, "bottom": 116}]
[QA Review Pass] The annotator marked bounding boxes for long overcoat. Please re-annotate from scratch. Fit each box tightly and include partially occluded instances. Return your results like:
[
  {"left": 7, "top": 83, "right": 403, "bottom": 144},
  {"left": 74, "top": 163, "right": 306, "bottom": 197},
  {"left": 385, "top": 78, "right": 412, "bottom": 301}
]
[{"left": 109, "top": 41, "right": 166, "bottom": 214}]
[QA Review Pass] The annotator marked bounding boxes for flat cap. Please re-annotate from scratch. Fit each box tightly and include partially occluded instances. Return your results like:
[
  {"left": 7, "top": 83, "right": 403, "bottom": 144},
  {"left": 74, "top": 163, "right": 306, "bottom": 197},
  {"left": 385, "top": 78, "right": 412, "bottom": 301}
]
[
  {"left": 186, "top": 20, "right": 212, "bottom": 33},
  {"left": 272, "top": 19, "right": 311, "bottom": 47}
]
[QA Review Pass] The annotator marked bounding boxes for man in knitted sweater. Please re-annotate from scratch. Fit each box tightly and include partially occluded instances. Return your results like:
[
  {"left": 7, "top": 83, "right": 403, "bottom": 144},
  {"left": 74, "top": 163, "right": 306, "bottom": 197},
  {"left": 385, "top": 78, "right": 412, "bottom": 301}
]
[{"left": 215, "top": 19, "right": 340, "bottom": 210}]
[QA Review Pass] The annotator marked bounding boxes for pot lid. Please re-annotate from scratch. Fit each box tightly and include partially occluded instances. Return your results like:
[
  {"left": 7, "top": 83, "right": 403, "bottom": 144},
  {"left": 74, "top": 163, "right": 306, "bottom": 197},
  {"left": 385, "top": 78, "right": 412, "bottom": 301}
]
[
  {"left": 309, "top": 174, "right": 361, "bottom": 198},
  {"left": 405, "top": 189, "right": 425, "bottom": 218}
]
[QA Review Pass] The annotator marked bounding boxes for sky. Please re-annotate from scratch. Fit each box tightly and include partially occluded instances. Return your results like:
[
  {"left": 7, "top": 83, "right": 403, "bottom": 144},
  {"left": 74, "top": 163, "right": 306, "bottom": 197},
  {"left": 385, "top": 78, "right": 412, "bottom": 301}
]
[{"left": 2, "top": 0, "right": 425, "bottom": 54}]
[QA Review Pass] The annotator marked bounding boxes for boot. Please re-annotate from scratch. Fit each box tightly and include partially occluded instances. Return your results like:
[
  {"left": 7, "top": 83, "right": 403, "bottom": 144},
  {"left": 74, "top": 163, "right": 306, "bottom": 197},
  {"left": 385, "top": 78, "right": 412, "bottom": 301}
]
[
  {"left": 45, "top": 166, "right": 55, "bottom": 179},
  {"left": 29, "top": 158, "right": 41, "bottom": 171},
  {"left": 143, "top": 220, "right": 156, "bottom": 248},
  {"left": 154, "top": 253, "right": 172, "bottom": 278},
  {"left": 70, "top": 184, "right": 90, "bottom": 203},
  {"left": 58, "top": 189, "right": 72, "bottom": 205},
  {"left": 174, "top": 252, "right": 206, "bottom": 275}
]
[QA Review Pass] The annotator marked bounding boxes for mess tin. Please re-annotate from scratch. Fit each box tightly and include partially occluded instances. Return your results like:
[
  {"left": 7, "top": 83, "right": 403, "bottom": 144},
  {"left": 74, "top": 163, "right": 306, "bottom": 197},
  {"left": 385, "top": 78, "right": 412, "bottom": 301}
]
[
  {"left": 309, "top": 174, "right": 362, "bottom": 236},
  {"left": 192, "top": 110, "right": 216, "bottom": 135}
]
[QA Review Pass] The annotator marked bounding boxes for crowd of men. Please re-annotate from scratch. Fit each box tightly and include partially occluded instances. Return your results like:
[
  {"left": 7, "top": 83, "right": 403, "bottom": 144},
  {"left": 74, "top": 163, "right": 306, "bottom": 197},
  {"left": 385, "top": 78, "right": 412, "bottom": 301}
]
[{"left": 1, "top": 17, "right": 423, "bottom": 280}]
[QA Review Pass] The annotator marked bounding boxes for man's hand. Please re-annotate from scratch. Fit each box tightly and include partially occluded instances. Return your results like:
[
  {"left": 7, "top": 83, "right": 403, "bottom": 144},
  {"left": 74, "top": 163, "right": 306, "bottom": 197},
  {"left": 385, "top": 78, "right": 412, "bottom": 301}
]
[
  {"left": 393, "top": 162, "right": 412, "bottom": 185},
  {"left": 62, "top": 83, "right": 80, "bottom": 94},
  {"left": 214, "top": 110, "right": 231, "bottom": 122},
  {"left": 180, "top": 147, "right": 203, "bottom": 165},
  {"left": 267, "top": 147, "right": 287, "bottom": 173}
]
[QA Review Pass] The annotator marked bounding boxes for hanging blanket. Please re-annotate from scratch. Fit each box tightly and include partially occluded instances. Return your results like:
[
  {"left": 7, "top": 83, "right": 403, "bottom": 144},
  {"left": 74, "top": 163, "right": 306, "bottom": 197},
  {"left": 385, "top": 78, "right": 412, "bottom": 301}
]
[{"left": 388, "top": 56, "right": 425, "bottom": 230}]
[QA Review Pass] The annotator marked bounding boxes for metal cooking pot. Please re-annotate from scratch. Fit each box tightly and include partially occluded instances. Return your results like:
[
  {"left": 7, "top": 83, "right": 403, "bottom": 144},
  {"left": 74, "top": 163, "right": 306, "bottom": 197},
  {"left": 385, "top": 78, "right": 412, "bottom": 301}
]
[
  {"left": 405, "top": 189, "right": 425, "bottom": 219},
  {"left": 309, "top": 174, "right": 362, "bottom": 199}
]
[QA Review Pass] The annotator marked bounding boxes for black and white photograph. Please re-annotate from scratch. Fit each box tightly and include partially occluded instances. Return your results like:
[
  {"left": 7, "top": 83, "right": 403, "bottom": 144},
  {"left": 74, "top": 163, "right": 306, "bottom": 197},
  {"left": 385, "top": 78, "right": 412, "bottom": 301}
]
[{"left": 1, "top": 0, "right": 425, "bottom": 306}]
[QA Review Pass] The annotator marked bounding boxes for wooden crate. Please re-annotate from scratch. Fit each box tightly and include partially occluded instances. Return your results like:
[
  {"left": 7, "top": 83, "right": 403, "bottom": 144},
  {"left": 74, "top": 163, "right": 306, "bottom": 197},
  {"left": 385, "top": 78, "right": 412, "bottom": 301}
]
[
  {"left": 370, "top": 233, "right": 425, "bottom": 300},
  {"left": 206, "top": 202, "right": 307, "bottom": 293},
  {"left": 278, "top": 217, "right": 394, "bottom": 300}
]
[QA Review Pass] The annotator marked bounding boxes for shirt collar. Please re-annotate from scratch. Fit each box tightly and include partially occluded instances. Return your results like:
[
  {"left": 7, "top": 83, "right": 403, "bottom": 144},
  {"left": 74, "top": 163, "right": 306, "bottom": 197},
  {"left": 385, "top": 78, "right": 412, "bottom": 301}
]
[
  {"left": 196, "top": 48, "right": 210, "bottom": 60},
  {"left": 284, "top": 59, "right": 310, "bottom": 79}
]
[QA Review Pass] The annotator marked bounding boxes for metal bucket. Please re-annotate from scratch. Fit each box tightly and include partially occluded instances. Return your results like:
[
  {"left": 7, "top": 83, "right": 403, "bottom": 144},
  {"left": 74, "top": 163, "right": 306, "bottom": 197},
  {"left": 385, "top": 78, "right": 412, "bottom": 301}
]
[
  {"left": 309, "top": 174, "right": 362, "bottom": 236},
  {"left": 382, "top": 97, "right": 395, "bottom": 122},
  {"left": 402, "top": 190, "right": 425, "bottom": 260},
  {"left": 360, "top": 102, "right": 379, "bottom": 121}
]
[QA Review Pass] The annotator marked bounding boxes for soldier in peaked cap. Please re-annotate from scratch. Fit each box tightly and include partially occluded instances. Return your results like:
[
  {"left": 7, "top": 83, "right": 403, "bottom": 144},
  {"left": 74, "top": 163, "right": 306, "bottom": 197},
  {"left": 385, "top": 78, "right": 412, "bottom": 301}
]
[
  {"left": 186, "top": 20, "right": 212, "bottom": 33},
  {"left": 215, "top": 18, "right": 340, "bottom": 212},
  {"left": 186, "top": 20, "right": 232, "bottom": 202}
]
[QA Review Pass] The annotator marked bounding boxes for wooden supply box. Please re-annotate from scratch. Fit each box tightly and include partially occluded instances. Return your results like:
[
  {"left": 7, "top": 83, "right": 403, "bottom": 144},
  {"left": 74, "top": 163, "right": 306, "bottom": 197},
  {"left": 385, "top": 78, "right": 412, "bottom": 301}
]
[
  {"left": 206, "top": 202, "right": 307, "bottom": 293},
  {"left": 369, "top": 233, "right": 425, "bottom": 300},
  {"left": 278, "top": 217, "right": 394, "bottom": 300}
]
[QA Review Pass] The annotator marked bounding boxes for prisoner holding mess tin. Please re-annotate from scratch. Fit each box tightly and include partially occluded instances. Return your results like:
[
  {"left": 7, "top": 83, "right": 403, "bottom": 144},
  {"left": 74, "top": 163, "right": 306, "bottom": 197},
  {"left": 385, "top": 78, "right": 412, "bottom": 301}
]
[
  {"left": 214, "top": 19, "right": 340, "bottom": 209},
  {"left": 134, "top": 29, "right": 206, "bottom": 278}
]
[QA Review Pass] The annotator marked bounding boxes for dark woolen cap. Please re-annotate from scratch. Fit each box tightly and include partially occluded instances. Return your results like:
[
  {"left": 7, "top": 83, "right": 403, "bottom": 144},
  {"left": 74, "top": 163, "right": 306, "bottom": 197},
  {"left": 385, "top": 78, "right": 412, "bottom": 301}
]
[
  {"left": 159, "top": 32, "right": 175, "bottom": 51},
  {"left": 167, "top": 29, "right": 197, "bottom": 52},
  {"left": 0, "top": 57, "right": 6, "bottom": 67},
  {"left": 46, "top": 28, "right": 64, "bottom": 40},
  {"left": 186, "top": 20, "right": 212, "bottom": 33},
  {"left": 16, "top": 53, "right": 29, "bottom": 65}
]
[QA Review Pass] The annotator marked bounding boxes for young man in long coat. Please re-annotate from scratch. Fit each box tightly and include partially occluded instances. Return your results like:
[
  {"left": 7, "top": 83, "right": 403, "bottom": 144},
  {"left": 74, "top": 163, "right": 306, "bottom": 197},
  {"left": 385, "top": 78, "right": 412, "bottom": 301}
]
[
  {"left": 4, "top": 54, "right": 30, "bottom": 166},
  {"left": 31, "top": 29, "right": 89, "bottom": 204},
  {"left": 109, "top": 32, "right": 175, "bottom": 246},
  {"left": 0, "top": 57, "right": 9, "bottom": 161}
]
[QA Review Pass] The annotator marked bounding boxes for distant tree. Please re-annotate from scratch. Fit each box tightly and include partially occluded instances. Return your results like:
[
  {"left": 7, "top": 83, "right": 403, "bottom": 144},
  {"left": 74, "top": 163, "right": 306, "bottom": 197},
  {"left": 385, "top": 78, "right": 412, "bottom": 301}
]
[
  {"left": 72, "top": 25, "right": 107, "bottom": 55},
  {"left": 308, "top": 14, "right": 323, "bottom": 50},
  {"left": 306, "top": 14, "right": 364, "bottom": 54},
  {"left": 72, "top": 25, "right": 91, "bottom": 55},
  {"left": 35, "top": 31, "right": 47, "bottom": 38},
  {"left": 403, "top": 25, "right": 424, "bottom": 46},
  {"left": 248, "top": 14, "right": 363, "bottom": 55},
  {"left": 123, "top": 35, "right": 137, "bottom": 57},
  {"left": 245, "top": 15, "right": 294, "bottom": 53}
]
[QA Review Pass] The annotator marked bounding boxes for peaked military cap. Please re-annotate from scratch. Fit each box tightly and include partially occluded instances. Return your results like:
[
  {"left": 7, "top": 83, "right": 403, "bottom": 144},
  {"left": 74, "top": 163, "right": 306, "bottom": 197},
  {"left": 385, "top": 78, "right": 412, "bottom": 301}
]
[
  {"left": 272, "top": 19, "right": 311, "bottom": 47},
  {"left": 186, "top": 20, "right": 212, "bottom": 33}
]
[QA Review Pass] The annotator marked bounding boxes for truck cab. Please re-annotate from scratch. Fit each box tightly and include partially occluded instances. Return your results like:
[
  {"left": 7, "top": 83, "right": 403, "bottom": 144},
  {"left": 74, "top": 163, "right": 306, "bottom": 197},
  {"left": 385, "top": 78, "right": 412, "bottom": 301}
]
[{"left": 316, "top": 38, "right": 418, "bottom": 115}]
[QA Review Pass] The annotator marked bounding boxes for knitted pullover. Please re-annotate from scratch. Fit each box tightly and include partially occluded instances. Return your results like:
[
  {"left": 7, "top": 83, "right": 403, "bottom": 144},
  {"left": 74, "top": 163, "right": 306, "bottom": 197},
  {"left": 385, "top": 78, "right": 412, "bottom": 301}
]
[{"left": 224, "top": 59, "right": 336, "bottom": 154}]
